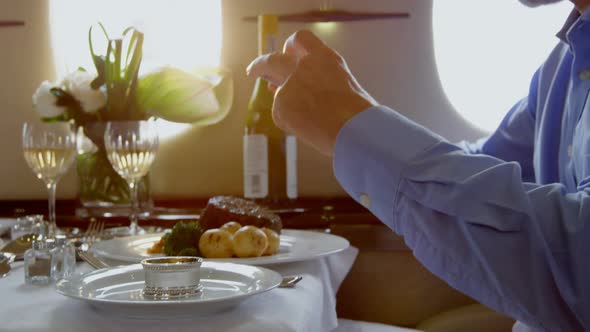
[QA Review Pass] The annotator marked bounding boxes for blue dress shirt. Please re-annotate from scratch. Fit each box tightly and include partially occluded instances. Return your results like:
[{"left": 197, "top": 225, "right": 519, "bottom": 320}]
[{"left": 333, "top": 8, "right": 590, "bottom": 332}]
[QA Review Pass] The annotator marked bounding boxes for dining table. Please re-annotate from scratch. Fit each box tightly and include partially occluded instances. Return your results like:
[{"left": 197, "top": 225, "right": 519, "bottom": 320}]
[{"left": 0, "top": 235, "right": 358, "bottom": 332}]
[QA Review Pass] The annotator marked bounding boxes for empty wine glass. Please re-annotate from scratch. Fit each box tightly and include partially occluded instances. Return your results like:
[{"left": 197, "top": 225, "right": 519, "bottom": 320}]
[
  {"left": 104, "top": 121, "right": 158, "bottom": 235},
  {"left": 22, "top": 122, "right": 77, "bottom": 237}
]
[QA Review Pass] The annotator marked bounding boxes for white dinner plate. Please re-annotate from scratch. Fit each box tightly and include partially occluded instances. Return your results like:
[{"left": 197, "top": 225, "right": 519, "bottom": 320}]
[
  {"left": 0, "top": 218, "right": 17, "bottom": 237},
  {"left": 92, "top": 229, "right": 349, "bottom": 265},
  {"left": 55, "top": 262, "right": 282, "bottom": 319}
]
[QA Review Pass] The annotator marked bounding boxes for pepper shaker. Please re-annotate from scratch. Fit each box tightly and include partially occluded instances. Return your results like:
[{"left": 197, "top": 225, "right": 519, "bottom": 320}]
[{"left": 51, "top": 235, "right": 76, "bottom": 281}]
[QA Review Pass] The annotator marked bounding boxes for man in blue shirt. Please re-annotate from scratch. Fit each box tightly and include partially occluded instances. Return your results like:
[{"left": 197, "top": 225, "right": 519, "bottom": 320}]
[{"left": 248, "top": 0, "right": 590, "bottom": 331}]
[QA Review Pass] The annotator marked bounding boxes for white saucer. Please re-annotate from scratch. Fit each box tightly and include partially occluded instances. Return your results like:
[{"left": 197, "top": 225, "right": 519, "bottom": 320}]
[{"left": 55, "top": 262, "right": 282, "bottom": 319}]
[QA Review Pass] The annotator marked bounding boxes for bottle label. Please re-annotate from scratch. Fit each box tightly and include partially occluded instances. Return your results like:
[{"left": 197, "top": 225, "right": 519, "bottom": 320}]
[
  {"left": 286, "top": 136, "right": 298, "bottom": 199},
  {"left": 243, "top": 134, "right": 268, "bottom": 198}
]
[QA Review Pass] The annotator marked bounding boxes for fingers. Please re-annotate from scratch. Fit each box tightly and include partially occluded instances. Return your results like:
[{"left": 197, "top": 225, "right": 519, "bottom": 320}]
[
  {"left": 246, "top": 52, "right": 297, "bottom": 87},
  {"left": 283, "top": 30, "right": 331, "bottom": 59},
  {"left": 247, "top": 30, "right": 336, "bottom": 86}
]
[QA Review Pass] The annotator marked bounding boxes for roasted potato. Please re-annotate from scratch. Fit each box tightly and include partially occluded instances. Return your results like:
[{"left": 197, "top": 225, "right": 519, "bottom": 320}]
[
  {"left": 198, "top": 228, "right": 234, "bottom": 258},
  {"left": 232, "top": 226, "right": 268, "bottom": 258},
  {"left": 220, "top": 221, "right": 242, "bottom": 234},
  {"left": 262, "top": 228, "right": 280, "bottom": 255}
]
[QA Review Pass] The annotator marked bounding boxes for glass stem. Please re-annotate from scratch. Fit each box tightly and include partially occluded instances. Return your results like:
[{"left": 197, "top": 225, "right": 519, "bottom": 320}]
[
  {"left": 46, "top": 181, "right": 57, "bottom": 238},
  {"left": 129, "top": 180, "right": 139, "bottom": 234}
]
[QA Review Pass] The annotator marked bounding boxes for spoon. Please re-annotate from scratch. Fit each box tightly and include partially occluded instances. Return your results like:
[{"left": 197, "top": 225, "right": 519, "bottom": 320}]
[
  {"left": 279, "top": 275, "right": 303, "bottom": 288},
  {"left": 0, "top": 233, "right": 41, "bottom": 260}
]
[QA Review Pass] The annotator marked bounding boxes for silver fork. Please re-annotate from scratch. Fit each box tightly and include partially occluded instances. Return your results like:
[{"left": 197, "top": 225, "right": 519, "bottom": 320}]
[
  {"left": 78, "top": 250, "right": 109, "bottom": 269},
  {"left": 82, "top": 220, "right": 105, "bottom": 246},
  {"left": 77, "top": 221, "right": 108, "bottom": 269}
]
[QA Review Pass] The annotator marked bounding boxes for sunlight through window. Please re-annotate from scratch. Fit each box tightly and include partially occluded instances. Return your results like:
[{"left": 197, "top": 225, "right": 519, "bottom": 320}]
[
  {"left": 49, "top": 0, "right": 222, "bottom": 139},
  {"left": 433, "top": 1, "right": 572, "bottom": 132}
]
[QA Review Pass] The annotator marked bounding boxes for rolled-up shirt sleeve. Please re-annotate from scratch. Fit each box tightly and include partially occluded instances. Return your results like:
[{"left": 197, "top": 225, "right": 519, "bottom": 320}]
[{"left": 333, "top": 106, "right": 590, "bottom": 331}]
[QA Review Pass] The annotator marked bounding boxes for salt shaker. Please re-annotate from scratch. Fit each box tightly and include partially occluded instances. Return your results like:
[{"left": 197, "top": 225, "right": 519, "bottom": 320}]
[
  {"left": 24, "top": 238, "right": 56, "bottom": 285},
  {"left": 51, "top": 235, "right": 76, "bottom": 281}
]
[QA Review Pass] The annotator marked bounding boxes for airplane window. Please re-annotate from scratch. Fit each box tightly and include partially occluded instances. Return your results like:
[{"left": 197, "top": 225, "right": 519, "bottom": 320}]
[{"left": 433, "top": 1, "right": 572, "bottom": 132}]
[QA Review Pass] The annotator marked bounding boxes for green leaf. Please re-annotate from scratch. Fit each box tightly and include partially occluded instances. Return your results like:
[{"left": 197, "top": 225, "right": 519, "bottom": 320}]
[
  {"left": 123, "top": 32, "right": 143, "bottom": 84},
  {"left": 136, "top": 66, "right": 233, "bottom": 124},
  {"left": 88, "top": 23, "right": 109, "bottom": 85},
  {"left": 90, "top": 55, "right": 106, "bottom": 89}
]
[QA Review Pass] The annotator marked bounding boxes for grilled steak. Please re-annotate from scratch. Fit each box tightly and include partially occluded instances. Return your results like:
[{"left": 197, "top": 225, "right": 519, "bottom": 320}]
[{"left": 200, "top": 196, "right": 282, "bottom": 234}]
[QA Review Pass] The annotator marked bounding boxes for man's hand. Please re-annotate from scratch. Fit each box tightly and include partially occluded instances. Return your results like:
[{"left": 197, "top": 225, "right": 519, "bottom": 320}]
[{"left": 247, "top": 30, "right": 378, "bottom": 156}]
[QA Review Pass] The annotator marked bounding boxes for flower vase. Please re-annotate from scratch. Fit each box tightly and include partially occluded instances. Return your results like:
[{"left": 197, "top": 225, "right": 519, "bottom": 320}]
[{"left": 75, "top": 123, "right": 152, "bottom": 218}]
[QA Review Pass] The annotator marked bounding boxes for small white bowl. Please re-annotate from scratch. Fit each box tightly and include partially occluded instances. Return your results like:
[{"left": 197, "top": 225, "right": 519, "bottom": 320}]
[{"left": 140, "top": 256, "right": 203, "bottom": 300}]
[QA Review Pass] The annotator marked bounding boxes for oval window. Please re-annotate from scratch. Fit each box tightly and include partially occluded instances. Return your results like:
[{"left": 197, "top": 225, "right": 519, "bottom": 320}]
[{"left": 433, "top": 1, "right": 572, "bottom": 132}]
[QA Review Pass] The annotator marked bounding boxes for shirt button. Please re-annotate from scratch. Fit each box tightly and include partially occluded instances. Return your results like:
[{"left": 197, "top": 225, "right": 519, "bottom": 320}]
[
  {"left": 359, "top": 193, "right": 371, "bottom": 209},
  {"left": 567, "top": 145, "right": 573, "bottom": 158},
  {"left": 579, "top": 69, "right": 590, "bottom": 81}
]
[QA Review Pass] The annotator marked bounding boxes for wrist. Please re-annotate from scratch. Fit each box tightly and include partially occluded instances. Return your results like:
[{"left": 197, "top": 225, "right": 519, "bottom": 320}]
[{"left": 328, "top": 95, "right": 377, "bottom": 155}]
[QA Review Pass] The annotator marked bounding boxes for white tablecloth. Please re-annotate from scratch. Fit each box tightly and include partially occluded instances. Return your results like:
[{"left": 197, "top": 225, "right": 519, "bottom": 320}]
[{"left": 0, "top": 247, "right": 358, "bottom": 332}]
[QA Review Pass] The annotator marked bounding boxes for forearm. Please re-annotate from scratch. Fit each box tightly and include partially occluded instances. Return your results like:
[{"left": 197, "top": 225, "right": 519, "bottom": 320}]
[{"left": 334, "top": 106, "right": 589, "bottom": 331}]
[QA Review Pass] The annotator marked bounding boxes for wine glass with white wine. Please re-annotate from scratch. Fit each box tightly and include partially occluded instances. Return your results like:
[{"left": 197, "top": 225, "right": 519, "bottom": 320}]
[
  {"left": 22, "top": 122, "right": 77, "bottom": 237},
  {"left": 104, "top": 121, "right": 158, "bottom": 235}
]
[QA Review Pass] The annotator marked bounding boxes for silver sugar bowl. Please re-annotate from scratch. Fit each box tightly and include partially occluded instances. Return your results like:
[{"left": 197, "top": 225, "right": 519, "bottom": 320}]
[{"left": 140, "top": 257, "right": 203, "bottom": 299}]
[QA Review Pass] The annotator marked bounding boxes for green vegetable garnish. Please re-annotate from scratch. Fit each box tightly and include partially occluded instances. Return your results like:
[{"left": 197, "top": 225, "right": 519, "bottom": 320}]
[
  {"left": 177, "top": 248, "right": 199, "bottom": 257},
  {"left": 163, "top": 221, "right": 203, "bottom": 256}
]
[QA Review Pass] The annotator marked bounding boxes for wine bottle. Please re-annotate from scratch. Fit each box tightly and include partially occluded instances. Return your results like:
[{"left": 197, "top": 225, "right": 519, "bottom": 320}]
[{"left": 243, "top": 14, "right": 297, "bottom": 204}]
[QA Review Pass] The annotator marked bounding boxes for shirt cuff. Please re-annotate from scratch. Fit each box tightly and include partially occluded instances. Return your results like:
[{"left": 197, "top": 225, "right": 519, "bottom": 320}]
[{"left": 333, "top": 106, "right": 444, "bottom": 228}]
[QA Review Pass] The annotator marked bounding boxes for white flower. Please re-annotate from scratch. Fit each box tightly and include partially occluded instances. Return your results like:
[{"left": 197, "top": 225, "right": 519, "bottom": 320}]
[
  {"left": 62, "top": 71, "right": 106, "bottom": 113},
  {"left": 32, "top": 81, "right": 66, "bottom": 118}
]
